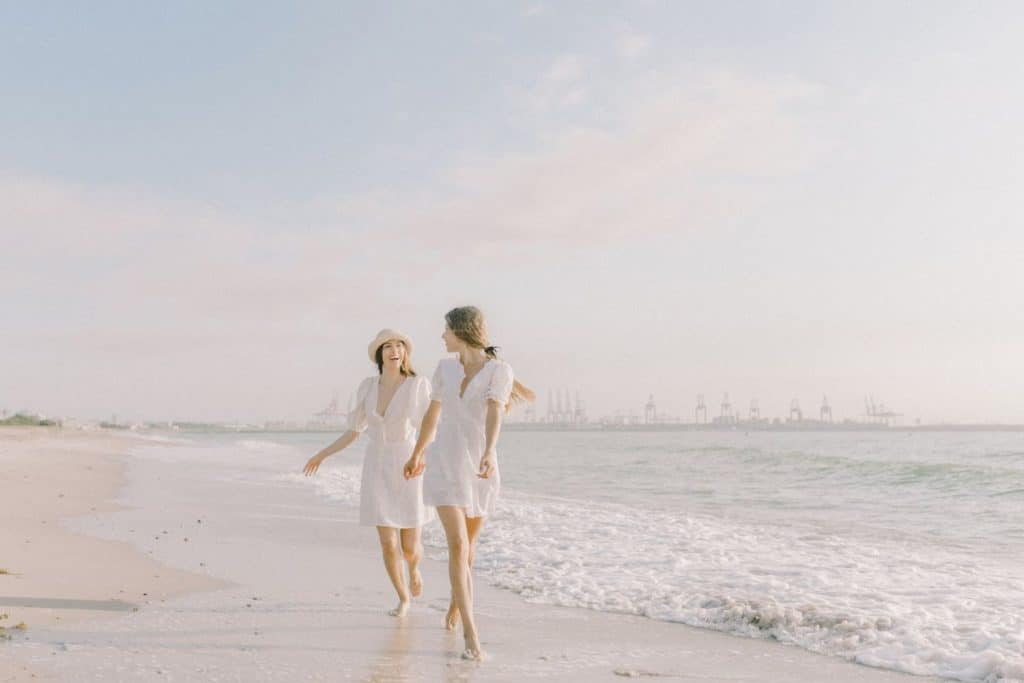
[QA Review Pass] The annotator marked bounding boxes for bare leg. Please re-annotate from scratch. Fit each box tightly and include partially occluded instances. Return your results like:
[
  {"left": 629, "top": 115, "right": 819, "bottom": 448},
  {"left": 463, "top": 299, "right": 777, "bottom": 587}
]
[
  {"left": 447, "top": 515, "right": 486, "bottom": 631},
  {"left": 400, "top": 527, "right": 423, "bottom": 598},
  {"left": 377, "top": 526, "right": 410, "bottom": 616},
  {"left": 437, "top": 506, "right": 484, "bottom": 660}
]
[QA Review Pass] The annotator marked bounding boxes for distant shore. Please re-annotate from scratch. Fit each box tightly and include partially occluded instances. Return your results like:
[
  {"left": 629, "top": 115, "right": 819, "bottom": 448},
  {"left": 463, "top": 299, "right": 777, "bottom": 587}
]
[
  {"left": 503, "top": 422, "right": 1024, "bottom": 432},
  {"left": 44, "top": 421, "right": 1022, "bottom": 435}
]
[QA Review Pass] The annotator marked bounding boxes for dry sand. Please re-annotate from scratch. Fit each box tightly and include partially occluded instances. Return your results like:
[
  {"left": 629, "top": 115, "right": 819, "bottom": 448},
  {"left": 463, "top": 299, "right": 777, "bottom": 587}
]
[{"left": 0, "top": 428, "right": 222, "bottom": 681}]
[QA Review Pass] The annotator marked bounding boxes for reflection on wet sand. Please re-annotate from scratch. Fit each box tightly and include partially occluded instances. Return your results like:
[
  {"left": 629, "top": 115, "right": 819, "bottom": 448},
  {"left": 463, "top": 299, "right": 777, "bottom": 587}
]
[
  {"left": 362, "top": 616, "right": 481, "bottom": 683},
  {"left": 365, "top": 619, "right": 413, "bottom": 683}
]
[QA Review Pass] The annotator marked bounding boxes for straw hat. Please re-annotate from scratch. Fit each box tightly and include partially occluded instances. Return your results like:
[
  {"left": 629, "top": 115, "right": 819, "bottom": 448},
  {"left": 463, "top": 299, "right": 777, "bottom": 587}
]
[{"left": 367, "top": 329, "right": 413, "bottom": 363}]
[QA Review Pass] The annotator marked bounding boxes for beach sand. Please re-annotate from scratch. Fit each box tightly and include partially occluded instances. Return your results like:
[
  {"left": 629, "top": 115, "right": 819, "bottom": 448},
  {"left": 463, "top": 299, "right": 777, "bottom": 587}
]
[
  {"left": 1, "top": 428, "right": 943, "bottom": 682},
  {"left": 0, "top": 428, "right": 224, "bottom": 681}
]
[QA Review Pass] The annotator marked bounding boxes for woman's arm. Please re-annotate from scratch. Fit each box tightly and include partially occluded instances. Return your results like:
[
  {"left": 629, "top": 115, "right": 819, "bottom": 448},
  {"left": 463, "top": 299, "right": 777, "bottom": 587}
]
[
  {"left": 403, "top": 400, "right": 441, "bottom": 479},
  {"left": 477, "top": 400, "right": 503, "bottom": 479},
  {"left": 303, "top": 430, "right": 360, "bottom": 476}
]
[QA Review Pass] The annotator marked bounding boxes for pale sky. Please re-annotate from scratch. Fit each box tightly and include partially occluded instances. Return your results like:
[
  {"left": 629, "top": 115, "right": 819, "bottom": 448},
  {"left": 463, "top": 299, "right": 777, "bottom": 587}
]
[{"left": 3, "top": 2, "right": 1023, "bottom": 424}]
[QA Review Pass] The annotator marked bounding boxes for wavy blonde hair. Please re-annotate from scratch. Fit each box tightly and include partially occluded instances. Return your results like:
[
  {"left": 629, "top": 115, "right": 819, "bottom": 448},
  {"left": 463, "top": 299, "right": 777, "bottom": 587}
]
[{"left": 445, "top": 306, "right": 535, "bottom": 411}]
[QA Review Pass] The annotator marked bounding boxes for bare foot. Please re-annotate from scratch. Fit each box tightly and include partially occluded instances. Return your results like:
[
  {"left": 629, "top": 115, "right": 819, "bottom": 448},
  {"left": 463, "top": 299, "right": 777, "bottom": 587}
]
[
  {"left": 409, "top": 567, "right": 423, "bottom": 598},
  {"left": 461, "top": 645, "right": 487, "bottom": 661},
  {"left": 388, "top": 601, "right": 410, "bottom": 617},
  {"left": 461, "top": 629, "right": 485, "bottom": 661},
  {"left": 444, "top": 601, "right": 459, "bottom": 631}
]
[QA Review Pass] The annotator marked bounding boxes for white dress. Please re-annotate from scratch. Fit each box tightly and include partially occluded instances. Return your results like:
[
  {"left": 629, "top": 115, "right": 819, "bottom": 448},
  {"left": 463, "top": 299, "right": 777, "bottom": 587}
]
[
  {"left": 422, "top": 358, "right": 515, "bottom": 517},
  {"left": 348, "top": 374, "right": 434, "bottom": 528}
]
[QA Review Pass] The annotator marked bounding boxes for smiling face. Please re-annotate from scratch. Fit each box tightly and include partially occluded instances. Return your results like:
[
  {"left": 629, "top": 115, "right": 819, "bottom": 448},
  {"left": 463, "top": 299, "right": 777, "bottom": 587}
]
[
  {"left": 375, "top": 339, "right": 412, "bottom": 375},
  {"left": 380, "top": 340, "right": 405, "bottom": 366}
]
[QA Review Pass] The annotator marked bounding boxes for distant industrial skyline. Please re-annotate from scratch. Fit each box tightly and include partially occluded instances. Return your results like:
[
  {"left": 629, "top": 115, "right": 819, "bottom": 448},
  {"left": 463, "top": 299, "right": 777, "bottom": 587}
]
[{"left": 0, "top": 387, "right": 972, "bottom": 428}]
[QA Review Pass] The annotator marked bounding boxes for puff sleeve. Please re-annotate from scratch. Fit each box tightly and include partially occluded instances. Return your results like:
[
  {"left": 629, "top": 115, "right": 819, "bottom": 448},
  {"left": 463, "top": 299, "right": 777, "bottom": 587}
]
[
  {"left": 347, "top": 377, "right": 373, "bottom": 433},
  {"left": 485, "top": 362, "right": 514, "bottom": 405},
  {"left": 412, "top": 375, "right": 432, "bottom": 425},
  {"left": 429, "top": 361, "right": 445, "bottom": 403}
]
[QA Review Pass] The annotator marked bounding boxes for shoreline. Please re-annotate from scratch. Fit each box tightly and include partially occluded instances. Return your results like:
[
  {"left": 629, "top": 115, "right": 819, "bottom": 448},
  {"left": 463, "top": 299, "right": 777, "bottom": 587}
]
[{"left": 1, "top": 428, "right": 945, "bottom": 681}]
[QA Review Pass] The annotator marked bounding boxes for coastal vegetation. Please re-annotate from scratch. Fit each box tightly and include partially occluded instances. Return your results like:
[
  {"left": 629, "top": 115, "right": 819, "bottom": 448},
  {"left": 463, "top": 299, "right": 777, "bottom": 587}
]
[{"left": 0, "top": 413, "right": 57, "bottom": 427}]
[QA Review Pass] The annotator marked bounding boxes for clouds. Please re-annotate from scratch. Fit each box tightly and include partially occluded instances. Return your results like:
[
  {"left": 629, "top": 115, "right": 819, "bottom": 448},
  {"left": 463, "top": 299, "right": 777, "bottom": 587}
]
[
  {"left": 1, "top": 62, "right": 826, "bottom": 420},
  {"left": 524, "top": 3, "right": 545, "bottom": 18},
  {"left": 4, "top": 4, "right": 1024, "bottom": 424},
  {"left": 616, "top": 30, "right": 651, "bottom": 60},
  {"left": 1, "top": 172, "right": 379, "bottom": 343},
  {"left": 0, "top": 172, "right": 393, "bottom": 420},
  {"left": 526, "top": 54, "right": 588, "bottom": 111},
  {"left": 347, "top": 68, "right": 822, "bottom": 252}
]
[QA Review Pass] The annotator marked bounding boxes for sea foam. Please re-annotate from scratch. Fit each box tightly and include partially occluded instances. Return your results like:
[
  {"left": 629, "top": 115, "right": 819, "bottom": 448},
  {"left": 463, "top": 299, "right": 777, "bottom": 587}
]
[
  {"left": 287, "top": 434, "right": 1024, "bottom": 683},
  {"left": 459, "top": 491, "right": 1024, "bottom": 683}
]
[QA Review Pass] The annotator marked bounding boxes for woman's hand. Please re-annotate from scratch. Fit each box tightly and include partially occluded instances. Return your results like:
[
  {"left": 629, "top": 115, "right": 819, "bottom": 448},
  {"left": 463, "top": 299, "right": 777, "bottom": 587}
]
[
  {"left": 404, "top": 453, "right": 425, "bottom": 479},
  {"left": 303, "top": 452, "right": 327, "bottom": 476},
  {"left": 477, "top": 449, "right": 496, "bottom": 479}
]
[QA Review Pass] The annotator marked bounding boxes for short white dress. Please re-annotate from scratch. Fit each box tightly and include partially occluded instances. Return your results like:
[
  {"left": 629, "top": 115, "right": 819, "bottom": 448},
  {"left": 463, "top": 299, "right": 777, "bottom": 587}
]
[
  {"left": 348, "top": 375, "right": 434, "bottom": 528},
  {"left": 422, "top": 358, "right": 515, "bottom": 517}
]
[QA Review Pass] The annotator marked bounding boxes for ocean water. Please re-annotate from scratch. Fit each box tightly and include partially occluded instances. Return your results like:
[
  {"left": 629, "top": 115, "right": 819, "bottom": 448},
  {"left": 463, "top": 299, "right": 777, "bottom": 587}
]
[{"left": 194, "top": 429, "right": 1024, "bottom": 682}]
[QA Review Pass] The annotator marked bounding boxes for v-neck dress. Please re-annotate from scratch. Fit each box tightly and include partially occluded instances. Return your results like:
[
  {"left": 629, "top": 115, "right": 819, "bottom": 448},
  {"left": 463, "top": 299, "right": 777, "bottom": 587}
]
[
  {"left": 422, "top": 358, "right": 515, "bottom": 517},
  {"left": 348, "top": 374, "right": 434, "bottom": 528}
]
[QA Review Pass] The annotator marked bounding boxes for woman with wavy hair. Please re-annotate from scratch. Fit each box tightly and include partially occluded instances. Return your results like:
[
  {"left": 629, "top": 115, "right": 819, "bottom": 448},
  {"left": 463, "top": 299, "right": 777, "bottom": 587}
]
[
  {"left": 304, "top": 329, "right": 433, "bottom": 617},
  {"left": 404, "top": 306, "right": 534, "bottom": 660}
]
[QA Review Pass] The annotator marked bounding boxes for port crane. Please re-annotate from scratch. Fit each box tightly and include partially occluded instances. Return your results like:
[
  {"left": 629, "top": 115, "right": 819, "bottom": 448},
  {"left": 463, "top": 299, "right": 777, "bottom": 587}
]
[{"left": 863, "top": 395, "right": 902, "bottom": 426}]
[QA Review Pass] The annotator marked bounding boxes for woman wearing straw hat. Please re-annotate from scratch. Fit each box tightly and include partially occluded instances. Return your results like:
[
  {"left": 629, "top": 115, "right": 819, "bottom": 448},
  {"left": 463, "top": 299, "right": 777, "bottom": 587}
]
[
  {"left": 403, "top": 306, "right": 534, "bottom": 661},
  {"left": 304, "top": 329, "right": 433, "bottom": 617}
]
